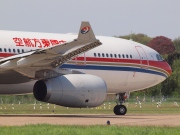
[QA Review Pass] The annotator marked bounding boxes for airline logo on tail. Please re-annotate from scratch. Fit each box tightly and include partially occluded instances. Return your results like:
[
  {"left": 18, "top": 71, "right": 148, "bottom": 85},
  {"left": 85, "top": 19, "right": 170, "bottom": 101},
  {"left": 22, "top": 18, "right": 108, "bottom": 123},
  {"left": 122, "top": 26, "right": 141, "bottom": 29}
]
[{"left": 81, "top": 26, "right": 90, "bottom": 34}]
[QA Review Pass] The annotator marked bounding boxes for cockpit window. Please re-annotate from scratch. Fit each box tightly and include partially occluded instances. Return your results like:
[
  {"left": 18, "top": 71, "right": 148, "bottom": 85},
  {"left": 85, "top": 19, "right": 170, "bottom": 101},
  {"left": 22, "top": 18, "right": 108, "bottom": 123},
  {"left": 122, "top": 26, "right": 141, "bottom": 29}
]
[
  {"left": 159, "top": 55, "right": 163, "bottom": 61},
  {"left": 156, "top": 54, "right": 163, "bottom": 61},
  {"left": 156, "top": 54, "right": 160, "bottom": 61}
]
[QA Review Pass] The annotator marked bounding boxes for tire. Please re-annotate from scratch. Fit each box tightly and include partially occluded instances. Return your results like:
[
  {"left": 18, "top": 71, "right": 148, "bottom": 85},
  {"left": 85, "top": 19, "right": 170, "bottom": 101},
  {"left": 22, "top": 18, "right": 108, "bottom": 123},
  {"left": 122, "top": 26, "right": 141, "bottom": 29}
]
[
  {"left": 113, "top": 105, "right": 127, "bottom": 115},
  {"left": 113, "top": 105, "right": 119, "bottom": 115},
  {"left": 118, "top": 105, "right": 127, "bottom": 115}
]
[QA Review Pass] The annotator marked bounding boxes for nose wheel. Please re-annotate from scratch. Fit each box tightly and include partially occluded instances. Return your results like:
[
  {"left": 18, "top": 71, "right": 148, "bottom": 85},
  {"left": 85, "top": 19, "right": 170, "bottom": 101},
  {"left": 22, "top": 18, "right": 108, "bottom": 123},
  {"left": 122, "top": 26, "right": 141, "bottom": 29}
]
[
  {"left": 114, "top": 93, "right": 128, "bottom": 115},
  {"left": 114, "top": 105, "right": 127, "bottom": 115}
]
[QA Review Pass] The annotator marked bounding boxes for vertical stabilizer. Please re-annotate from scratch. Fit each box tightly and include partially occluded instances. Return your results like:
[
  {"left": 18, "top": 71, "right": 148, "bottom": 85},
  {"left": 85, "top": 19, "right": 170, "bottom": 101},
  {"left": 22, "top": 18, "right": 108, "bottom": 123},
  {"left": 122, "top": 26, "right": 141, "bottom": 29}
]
[{"left": 77, "top": 21, "right": 96, "bottom": 41}]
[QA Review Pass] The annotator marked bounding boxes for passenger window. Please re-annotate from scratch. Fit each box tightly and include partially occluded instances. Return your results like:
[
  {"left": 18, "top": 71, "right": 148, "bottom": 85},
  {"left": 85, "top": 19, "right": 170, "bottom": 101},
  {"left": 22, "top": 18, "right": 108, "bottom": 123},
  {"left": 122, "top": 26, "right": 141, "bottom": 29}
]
[
  {"left": 118, "top": 54, "right": 121, "bottom": 58},
  {"left": 0, "top": 48, "right": 2, "bottom": 52},
  {"left": 98, "top": 53, "right": 101, "bottom": 57},
  {"left": 13, "top": 49, "right": 16, "bottom": 53},
  {"left": 106, "top": 53, "right": 109, "bottom": 57},
  {"left": 130, "top": 55, "right": 132, "bottom": 58},
  {"left": 22, "top": 49, "right": 24, "bottom": 53},
  {"left": 122, "top": 54, "right": 125, "bottom": 58},
  {"left": 17, "top": 49, "right": 20, "bottom": 53},
  {"left": 9, "top": 49, "right": 11, "bottom": 52},
  {"left": 126, "top": 54, "right": 129, "bottom": 58},
  {"left": 4, "top": 48, "right": 6, "bottom": 52},
  {"left": 102, "top": 53, "right": 105, "bottom": 57},
  {"left": 110, "top": 54, "right": 113, "bottom": 58},
  {"left": 114, "top": 54, "right": 117, "bottom": 58},
  {"left": 94, "top": 53, "right": 96, "bottom": 57}
]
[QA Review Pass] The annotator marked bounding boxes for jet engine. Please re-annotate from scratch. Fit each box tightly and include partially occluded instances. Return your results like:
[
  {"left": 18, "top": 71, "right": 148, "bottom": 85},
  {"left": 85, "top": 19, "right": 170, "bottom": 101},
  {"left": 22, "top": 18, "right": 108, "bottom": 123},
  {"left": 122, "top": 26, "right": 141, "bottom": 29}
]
[{"left": 33, "top": 74, "right": 107, "bottom": 107}]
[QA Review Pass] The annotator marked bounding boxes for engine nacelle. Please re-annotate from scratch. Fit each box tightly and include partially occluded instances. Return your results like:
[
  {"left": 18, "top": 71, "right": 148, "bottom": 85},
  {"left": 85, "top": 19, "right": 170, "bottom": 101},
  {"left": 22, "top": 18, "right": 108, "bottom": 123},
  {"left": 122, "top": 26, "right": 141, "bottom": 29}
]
[{"left": 33, "top": 74, "right": 107, "bottom": 107}]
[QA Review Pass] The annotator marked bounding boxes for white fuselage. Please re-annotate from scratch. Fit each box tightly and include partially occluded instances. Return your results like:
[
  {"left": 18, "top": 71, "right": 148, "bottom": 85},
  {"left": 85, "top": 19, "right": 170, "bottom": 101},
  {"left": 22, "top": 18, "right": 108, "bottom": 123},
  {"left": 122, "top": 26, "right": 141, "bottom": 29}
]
[{"left": 0, "top": 30, "right": 172, "bottom": 94}]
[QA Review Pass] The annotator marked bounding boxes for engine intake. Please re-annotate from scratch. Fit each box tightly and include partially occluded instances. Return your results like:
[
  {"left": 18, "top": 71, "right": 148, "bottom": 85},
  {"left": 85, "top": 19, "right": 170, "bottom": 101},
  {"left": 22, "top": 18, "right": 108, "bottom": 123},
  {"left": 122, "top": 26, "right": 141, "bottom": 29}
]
[{"left": 33, "top": 74, "right": 107, "bottom": 107}]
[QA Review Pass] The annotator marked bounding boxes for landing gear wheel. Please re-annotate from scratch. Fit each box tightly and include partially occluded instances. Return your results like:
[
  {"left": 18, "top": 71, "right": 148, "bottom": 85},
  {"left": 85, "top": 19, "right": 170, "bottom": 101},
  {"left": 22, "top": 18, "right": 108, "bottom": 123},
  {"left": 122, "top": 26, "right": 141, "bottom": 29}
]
[
  {"left": 114, "top": 105, "right": 127, "bottom": 115},
  {"left": 118, "top": 105, "right": 127, "bottom": 115},
  {"left": 113, "top": 105, "right": 119, "bottom": 115}
]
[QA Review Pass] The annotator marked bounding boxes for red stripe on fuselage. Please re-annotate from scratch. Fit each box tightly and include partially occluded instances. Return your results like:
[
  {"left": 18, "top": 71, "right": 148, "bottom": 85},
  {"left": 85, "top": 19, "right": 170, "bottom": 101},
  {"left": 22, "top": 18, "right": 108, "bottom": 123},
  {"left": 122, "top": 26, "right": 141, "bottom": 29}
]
[
  {"left": 73, "top": 57, "right": 172, "bottom": 75},
  {"left": 0, "top": 53, "right": 172, "bottom": 75},
  {"left": 149, "top": 61, "right": 172, "bottom": 75}
]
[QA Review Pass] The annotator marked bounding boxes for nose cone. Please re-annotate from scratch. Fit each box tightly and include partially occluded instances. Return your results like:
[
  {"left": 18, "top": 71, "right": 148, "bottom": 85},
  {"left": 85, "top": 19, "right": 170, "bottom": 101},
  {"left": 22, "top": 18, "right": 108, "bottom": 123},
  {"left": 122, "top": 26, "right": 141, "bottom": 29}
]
[
  {"left": 165, "top": 62, "right": 172, "bottom": 76},
  {"left": 156, "top": 61, "right": 172, "bottom": 77}
]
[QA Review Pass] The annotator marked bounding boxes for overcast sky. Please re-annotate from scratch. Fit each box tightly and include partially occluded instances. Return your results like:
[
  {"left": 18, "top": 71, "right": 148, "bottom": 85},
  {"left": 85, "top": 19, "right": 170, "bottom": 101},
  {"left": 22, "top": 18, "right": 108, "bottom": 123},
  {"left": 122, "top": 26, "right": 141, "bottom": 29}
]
[{"left": 0, "top": 0, "right": 179, "bottom": 39}]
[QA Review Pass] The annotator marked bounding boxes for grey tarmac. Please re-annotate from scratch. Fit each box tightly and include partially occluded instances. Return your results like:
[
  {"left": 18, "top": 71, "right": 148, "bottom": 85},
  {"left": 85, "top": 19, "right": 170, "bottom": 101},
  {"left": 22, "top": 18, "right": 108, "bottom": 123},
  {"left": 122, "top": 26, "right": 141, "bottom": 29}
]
[{"left": 0, "top": 114, "right": 180, "bottom": 126}]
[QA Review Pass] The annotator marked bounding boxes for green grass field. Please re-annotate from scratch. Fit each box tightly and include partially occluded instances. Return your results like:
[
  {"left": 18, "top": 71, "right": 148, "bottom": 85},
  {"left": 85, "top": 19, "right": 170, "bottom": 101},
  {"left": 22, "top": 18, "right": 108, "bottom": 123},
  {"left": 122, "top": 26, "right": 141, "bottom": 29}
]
[
  {"left": 0, "top": 101, "right": 180, "bottom": 114},
  {"left": 0, "top": 124, "right": 180, "bottom": 135},
  {"left": 0, "top": 102, "right": 180, "bottom": 135}
]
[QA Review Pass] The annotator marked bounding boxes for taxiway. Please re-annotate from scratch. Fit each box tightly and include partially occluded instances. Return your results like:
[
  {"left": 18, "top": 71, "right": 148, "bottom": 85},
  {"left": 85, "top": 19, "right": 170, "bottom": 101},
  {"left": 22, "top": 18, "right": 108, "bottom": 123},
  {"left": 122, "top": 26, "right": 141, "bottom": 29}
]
[{"left": 0, "top": 114, "right": 180, "bottom": 126}]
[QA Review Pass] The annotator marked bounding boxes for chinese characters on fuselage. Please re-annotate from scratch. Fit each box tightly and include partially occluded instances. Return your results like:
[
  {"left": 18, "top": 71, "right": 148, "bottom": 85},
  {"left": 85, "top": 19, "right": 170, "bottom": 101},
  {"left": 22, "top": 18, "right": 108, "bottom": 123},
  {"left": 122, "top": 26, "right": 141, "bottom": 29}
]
[{"left": 13, "top": 37, "right": 66, "bottom": 48}]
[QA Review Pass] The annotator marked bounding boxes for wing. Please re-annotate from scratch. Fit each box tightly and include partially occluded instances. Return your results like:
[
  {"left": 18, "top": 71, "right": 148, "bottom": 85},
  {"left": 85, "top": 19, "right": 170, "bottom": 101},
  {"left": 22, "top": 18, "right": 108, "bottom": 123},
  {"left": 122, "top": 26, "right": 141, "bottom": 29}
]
[{"left": 0, "top": 22, "right": 102, "bottom": 83}]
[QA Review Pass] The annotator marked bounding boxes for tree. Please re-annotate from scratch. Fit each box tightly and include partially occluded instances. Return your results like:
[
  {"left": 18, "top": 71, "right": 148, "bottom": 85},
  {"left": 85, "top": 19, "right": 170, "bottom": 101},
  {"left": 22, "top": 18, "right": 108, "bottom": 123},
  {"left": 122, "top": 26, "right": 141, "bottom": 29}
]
[
  {"left": 166, "top": 52, "right": 180, "bottom": 66},
  {"left": 173, "top": 37, "right": 180, "bottom": 52},
  {"left": 161, "top": 77, "right": 178, "bottom": 96},
  {"left": 118, "top": 33, "right": 152, "bottom": 45},
  {"left": 147, "top": 36, "right": 175, "bottom": 54}
]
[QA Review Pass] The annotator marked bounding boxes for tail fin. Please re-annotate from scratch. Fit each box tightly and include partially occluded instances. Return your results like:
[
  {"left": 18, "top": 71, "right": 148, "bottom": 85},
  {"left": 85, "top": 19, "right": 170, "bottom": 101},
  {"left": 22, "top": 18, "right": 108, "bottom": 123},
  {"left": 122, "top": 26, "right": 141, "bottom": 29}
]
[{"left": 77, "top": 21, "right": 96, "bottom": 41}]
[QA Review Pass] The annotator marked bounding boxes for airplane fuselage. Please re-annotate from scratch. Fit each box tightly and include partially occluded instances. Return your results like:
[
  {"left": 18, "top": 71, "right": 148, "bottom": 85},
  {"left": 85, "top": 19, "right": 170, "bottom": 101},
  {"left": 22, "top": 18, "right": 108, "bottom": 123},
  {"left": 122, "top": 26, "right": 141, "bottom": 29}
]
[{"left": 0, "top": 30, "right": 171, "bottom": 94}]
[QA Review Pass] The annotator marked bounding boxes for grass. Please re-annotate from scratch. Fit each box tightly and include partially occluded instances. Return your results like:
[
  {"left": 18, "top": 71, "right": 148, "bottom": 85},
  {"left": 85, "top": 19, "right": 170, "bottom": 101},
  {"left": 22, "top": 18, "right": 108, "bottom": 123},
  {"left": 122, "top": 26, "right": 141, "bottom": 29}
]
[
  {"left": 0, "top": 102, "right": 180, "bottom": 135},
  {"left": 0, "top": 102, "right": 180, "bottom": 114},
  {"left": 0, "top": 124, "right": 180, "bottom": 135}
]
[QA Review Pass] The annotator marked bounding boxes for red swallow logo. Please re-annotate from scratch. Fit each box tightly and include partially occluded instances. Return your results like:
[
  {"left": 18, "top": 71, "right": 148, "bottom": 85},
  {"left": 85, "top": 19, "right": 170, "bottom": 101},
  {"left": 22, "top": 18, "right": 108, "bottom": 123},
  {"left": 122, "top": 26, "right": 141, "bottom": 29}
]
[{"left": 81, "top": 26, "right": 90, "bottom": 34}]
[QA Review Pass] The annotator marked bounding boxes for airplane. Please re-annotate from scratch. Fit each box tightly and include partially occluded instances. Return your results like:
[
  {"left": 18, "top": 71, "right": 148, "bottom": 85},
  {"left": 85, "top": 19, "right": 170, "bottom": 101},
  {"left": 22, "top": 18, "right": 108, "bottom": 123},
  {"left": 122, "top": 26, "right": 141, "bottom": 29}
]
[{"left": 0, "top": 22, "right": 172, "bottom": 115}]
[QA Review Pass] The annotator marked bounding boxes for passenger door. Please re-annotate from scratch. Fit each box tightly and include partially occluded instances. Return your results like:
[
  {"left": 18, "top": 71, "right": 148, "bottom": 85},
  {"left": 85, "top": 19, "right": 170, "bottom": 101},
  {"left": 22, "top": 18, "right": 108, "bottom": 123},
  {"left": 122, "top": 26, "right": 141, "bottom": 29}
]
[{"left": 135, "top": 46, "right": 149, "bottom": 68}]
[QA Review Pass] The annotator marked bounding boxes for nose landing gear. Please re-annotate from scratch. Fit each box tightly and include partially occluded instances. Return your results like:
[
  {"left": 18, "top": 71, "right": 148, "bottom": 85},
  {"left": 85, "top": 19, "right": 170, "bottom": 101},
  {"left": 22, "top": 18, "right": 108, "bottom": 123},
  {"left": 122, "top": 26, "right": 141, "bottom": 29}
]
[{"left": 114, "top": 93, "right": 128, "bottom": 115}]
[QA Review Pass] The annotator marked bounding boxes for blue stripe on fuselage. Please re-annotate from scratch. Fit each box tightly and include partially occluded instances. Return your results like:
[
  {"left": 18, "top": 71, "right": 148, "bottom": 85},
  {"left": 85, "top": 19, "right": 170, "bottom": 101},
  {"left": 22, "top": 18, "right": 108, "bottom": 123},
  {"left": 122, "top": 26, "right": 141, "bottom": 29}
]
[{"left": 60, "top": 64, "right": 167, "bottom": 78}]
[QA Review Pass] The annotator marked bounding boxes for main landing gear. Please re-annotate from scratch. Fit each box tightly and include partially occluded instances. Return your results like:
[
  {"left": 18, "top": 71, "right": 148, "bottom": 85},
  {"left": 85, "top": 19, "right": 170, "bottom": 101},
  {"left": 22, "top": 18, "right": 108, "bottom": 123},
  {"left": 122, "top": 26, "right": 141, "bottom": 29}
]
[{"left": 114, "top": 93, "right": 128, "bottom": 115}]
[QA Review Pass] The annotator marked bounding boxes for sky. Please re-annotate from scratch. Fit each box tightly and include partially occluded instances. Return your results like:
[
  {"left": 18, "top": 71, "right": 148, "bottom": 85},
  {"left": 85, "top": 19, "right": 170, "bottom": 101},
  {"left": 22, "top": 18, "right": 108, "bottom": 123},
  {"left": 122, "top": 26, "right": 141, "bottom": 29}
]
[{"left": 0, "top": 0, "right": 180, "bottom": 39}]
